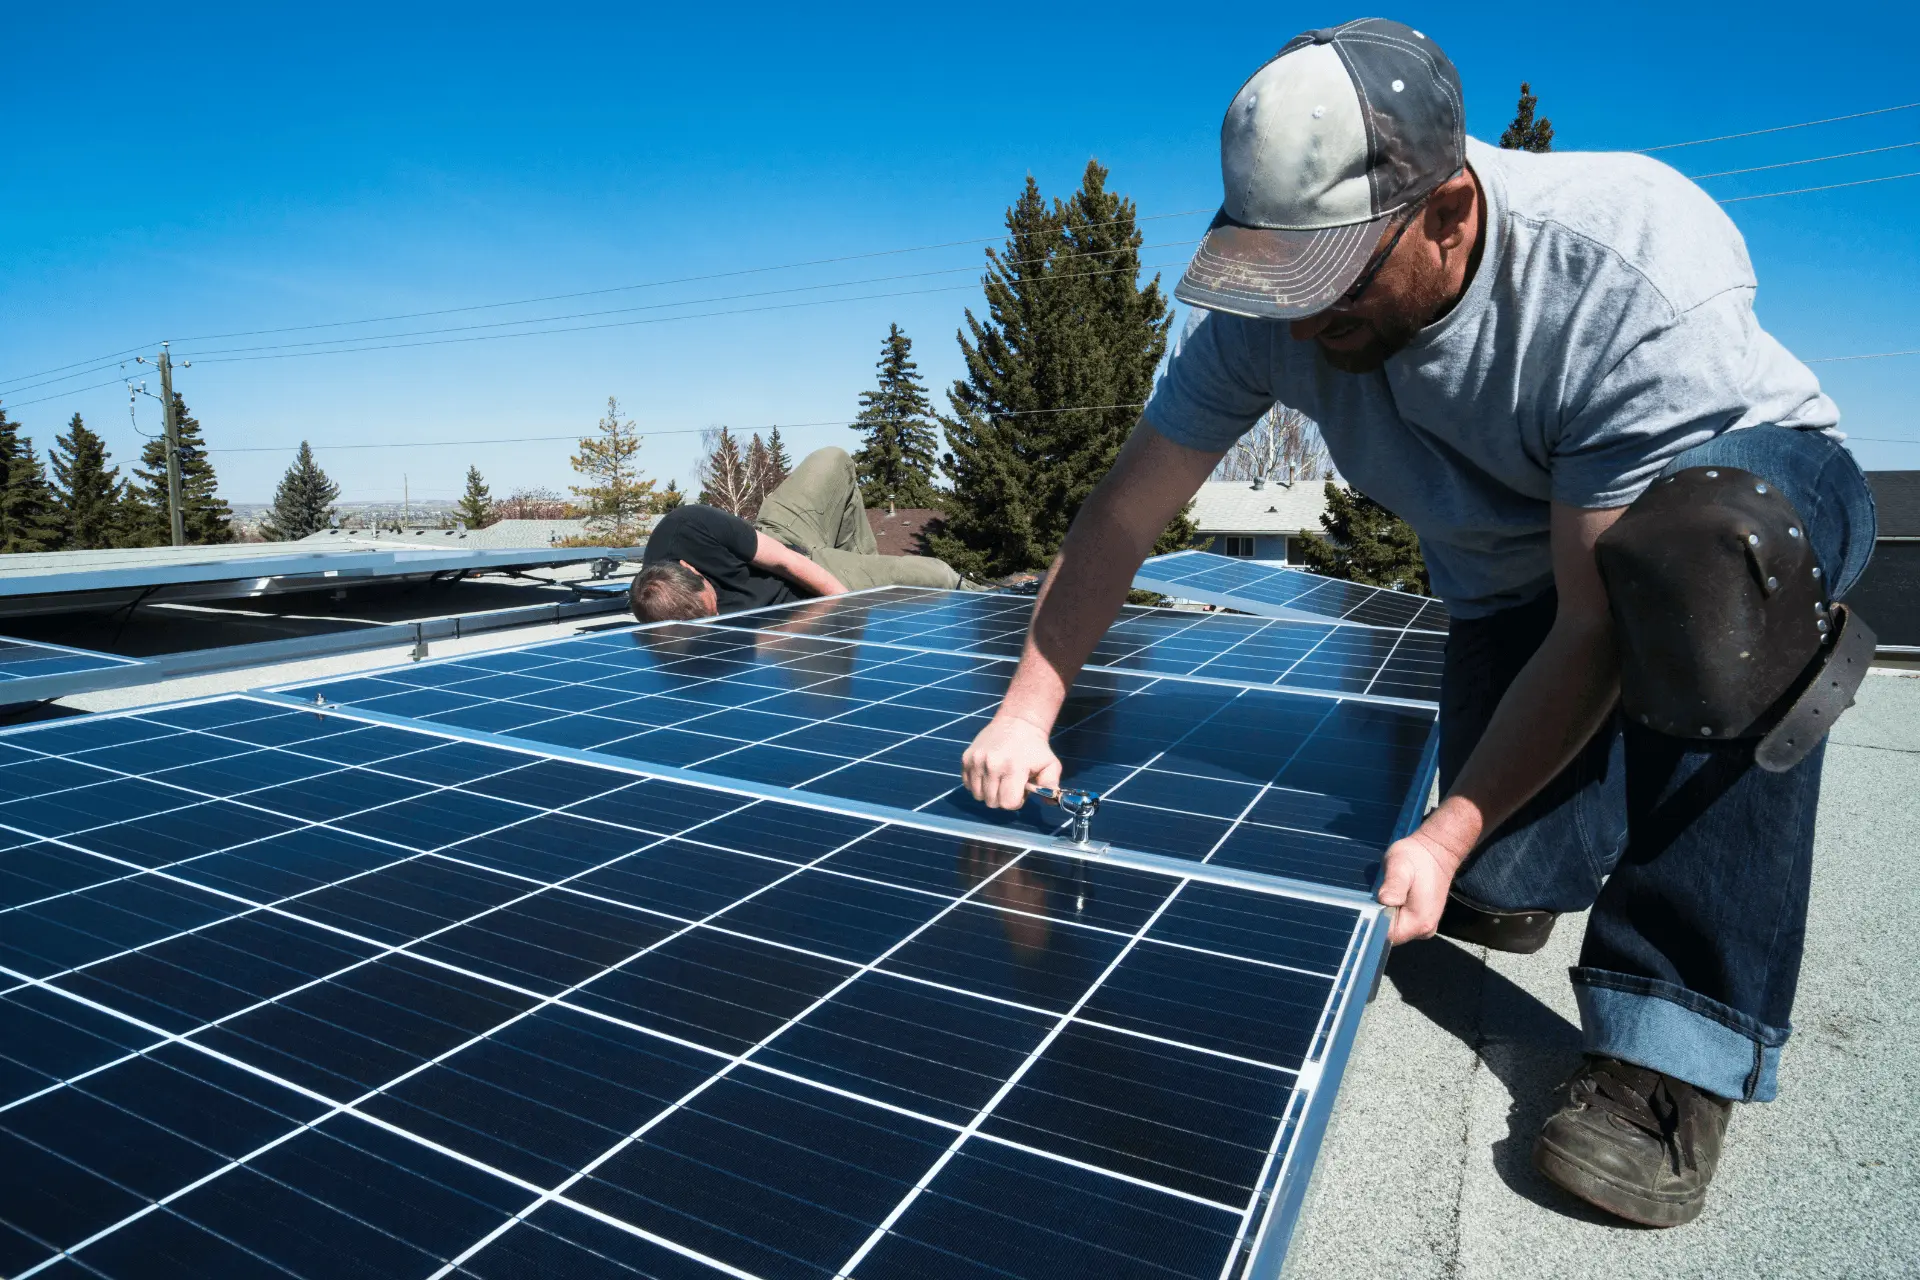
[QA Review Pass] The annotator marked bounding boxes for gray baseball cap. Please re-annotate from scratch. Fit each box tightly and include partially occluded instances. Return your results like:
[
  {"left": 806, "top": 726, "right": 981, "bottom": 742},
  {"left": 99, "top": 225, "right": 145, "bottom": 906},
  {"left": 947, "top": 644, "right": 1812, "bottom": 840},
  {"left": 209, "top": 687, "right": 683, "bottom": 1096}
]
[{"left": 1176, "top": 19, "right": 1466, "bottom": 321}]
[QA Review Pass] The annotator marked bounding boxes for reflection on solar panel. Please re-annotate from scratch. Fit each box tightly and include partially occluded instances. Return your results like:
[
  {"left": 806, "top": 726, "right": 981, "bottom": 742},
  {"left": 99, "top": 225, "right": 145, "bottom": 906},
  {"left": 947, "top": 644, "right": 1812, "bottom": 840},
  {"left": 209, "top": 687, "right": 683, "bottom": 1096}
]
[
  {"left": 284, "top": 619, "right": 1435, "bottom": 894},
  {"left": 1134, "top": 550, "right": 1452, "bottom": 633},
  {"left": 0, "top": 695, "right": 1387, "bottom": 1279},
  {"left": 708, "top": 587, "right": 1443, "bottom": 703},
  {"left": 0, "top": 637, "right": 140, "bottom": 685}
]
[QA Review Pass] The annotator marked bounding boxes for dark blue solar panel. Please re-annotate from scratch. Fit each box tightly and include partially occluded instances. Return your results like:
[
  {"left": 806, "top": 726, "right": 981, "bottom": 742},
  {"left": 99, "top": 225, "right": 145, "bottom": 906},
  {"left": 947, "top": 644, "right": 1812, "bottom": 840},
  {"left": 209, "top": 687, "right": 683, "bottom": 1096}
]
[
  {"left": 0, "top": 697, "right": 1383, "bottom": 1279},
  {"left": 0, "top": 637, "right": 139, "bottom": 686},
  {"left": 282, "top": 620, "right": 1435, "bottom": 893},
  {"left": 1134, "top": 550, "right": 1452, "bottom": 633},
  {"left": 706, "top": 587, "right": 1444, "bottom": 702}
]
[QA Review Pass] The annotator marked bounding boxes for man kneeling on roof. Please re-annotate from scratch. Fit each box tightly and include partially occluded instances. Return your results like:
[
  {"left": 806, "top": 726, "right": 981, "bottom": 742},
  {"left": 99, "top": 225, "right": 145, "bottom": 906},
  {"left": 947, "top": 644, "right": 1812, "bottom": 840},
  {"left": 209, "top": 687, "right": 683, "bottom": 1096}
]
[
  {"left": 959, "top": 19, "right": 1877, "bottom": 1229},
  {"left": 629, "top": 446, "right": 972, "bottom": 621}
]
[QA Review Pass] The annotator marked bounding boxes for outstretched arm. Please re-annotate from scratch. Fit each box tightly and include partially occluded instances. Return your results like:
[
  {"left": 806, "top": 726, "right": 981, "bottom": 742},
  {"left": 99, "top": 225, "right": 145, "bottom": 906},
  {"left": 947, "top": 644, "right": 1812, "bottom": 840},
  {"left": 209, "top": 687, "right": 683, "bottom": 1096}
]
[
  {"left": 962, "top": 423, "right": 1226, "bottom": 809},
  {"left": 1378, "top": 501, "right": 1626, "bottom": 943},
  {"left": 750, "top": 531, "right": 849, "bottom": 598}
]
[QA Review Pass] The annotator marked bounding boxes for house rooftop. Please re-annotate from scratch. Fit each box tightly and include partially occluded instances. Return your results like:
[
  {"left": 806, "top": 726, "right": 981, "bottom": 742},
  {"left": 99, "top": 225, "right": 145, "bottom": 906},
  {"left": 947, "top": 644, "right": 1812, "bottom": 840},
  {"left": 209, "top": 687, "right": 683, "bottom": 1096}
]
[
  {"left": 1189, "top": 478, "right": 1333, "bottom": 535},
  {"left": 1865, "top": 470, "right": 1920, "bottom": 537}
]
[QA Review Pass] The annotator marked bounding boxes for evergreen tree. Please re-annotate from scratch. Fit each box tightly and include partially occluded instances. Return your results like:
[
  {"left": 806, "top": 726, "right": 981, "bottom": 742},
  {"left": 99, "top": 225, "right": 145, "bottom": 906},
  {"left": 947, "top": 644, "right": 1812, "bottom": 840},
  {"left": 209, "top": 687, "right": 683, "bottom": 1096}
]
[
  {"left": 48, "top": 413, "right": 125, "bottom": 550},
  {"left": 930, "top": 161, "right": 1190, "bottom": 578},
  {"left": 1292, "top": 481, "right": 1431, "bottom": 594},
  {"left": 1500, "top": 82, "right": 1554, "bottom": 152},
  {"left": 0, "top": 409, "right": 60, "bottom": 553},
  {"left": 127, "top": 393, "right": 232, "bottom": 545},
  {"left": 764, "top": 427, "right": 792, "bottom": 488},
  {"left": 455, "top": 465, "right": 494, "bottom": 529},
  {"left": 653, "top": 479, "right": 685, "bottom": 513},
  {"left": 851, "top": 324, "right": 942, "bottom": 509},
  {"left": 570, "top": 396, "right": 656, "bottom": 541},
  {"left": 697, "top": 427, "right": 755, "bottom": 516},
  {"left": 260, "top": 441, "right": 340, "bottom": 541}
]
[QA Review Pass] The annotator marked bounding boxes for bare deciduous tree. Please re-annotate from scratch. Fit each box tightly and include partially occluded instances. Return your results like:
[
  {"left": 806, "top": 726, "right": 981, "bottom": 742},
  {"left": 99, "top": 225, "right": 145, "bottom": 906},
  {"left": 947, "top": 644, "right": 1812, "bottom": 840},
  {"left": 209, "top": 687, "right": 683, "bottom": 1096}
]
[
  {"left": 1210, "top": 403, "right": 1331, "bottom": 486},
  {"left": 696, "top": 427, "right": 757, "bottom": 517},
  {"left": 494, "top": 487, "right": 575, "bottom": 520}
]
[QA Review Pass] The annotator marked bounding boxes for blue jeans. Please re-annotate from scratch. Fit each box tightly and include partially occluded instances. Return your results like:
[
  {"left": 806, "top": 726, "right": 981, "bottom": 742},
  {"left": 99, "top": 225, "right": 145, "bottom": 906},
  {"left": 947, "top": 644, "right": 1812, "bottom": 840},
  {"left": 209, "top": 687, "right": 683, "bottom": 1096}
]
[{"left": 1442, "top": 426, "right": 1876, "bottom": 1102}]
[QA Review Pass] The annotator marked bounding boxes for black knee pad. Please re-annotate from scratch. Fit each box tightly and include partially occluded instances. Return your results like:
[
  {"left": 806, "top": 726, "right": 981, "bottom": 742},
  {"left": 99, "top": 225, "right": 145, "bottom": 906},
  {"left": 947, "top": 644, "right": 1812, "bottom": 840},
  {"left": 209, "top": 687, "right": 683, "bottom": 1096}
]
[{"left": 1596, "top": 465, "right": 1873, "bottom": 770}]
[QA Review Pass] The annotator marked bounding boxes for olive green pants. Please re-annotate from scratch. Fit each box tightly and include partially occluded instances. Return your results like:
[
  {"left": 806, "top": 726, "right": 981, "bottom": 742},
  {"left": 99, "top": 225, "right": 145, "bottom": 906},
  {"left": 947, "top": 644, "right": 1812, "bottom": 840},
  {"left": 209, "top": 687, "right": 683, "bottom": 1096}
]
[{"left": 753, "top": 447, "right": 963, "bottom": 591}]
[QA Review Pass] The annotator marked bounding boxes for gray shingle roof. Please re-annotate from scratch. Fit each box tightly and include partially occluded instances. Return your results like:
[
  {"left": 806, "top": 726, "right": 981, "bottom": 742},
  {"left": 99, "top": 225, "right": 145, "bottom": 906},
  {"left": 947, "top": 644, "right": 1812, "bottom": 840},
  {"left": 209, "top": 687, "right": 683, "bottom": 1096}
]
[
  {"left": 1189, "top": 479, "right": 1334, "bottom": 535},
  {"left": 1867, "top": 471, "right": 1920, "bottom": 538}
]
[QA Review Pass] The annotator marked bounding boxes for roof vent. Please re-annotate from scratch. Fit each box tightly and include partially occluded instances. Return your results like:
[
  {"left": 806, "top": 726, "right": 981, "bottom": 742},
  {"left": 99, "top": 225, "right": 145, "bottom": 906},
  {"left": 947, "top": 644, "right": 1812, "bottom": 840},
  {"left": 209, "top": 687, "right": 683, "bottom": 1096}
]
[
  {"left": 1267, "top": 505, "right": 1279, "bottom": 513},
  {"left": 1250, "top": 477, "right": 1266, "bottom": 491}
]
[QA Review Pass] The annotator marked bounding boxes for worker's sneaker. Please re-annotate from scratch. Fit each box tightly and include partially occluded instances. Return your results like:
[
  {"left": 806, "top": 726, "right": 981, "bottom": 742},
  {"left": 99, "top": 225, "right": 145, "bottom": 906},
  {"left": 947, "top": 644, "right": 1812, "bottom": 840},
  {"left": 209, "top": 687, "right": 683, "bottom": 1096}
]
[
  {"left": 1534, "top": 1056, "right": 1732, "bottom": 1227},
  {"left": 1436, "top": 891, "right": 1557, "bottom": 954}
]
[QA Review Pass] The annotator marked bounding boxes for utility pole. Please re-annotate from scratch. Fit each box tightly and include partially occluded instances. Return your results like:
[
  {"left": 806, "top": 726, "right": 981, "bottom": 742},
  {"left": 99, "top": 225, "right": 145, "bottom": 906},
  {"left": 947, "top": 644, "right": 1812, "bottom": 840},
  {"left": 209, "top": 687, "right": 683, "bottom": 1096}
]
[{"left": 135, "top": 342, "right": 189, "bottom": 546}]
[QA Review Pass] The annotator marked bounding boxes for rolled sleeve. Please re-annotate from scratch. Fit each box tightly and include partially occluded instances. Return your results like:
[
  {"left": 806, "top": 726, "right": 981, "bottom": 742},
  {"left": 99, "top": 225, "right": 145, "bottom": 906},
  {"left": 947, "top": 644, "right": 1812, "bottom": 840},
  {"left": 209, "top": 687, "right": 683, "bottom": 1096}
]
[{"left": 1142, "top": 310, "right": 1276, "bottom": 453}]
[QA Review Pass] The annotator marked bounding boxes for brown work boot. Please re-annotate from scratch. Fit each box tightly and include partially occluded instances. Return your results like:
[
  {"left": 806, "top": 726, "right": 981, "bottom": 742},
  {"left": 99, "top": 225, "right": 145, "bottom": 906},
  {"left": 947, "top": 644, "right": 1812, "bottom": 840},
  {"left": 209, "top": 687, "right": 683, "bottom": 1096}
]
[
  {"left": 1533, "top": 1056, "right": 1732, "bottom": 1227},
  {"left": 1436, "top": 891, "right": 1557, "bottom": 954}
]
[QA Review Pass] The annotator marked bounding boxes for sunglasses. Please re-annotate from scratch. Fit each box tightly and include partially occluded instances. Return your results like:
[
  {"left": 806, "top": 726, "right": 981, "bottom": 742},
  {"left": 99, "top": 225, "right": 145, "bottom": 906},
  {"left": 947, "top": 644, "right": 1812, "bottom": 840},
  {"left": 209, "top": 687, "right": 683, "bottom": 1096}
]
[{"left": 1329, "top": 194, "right": 1431, "bottom": 310}]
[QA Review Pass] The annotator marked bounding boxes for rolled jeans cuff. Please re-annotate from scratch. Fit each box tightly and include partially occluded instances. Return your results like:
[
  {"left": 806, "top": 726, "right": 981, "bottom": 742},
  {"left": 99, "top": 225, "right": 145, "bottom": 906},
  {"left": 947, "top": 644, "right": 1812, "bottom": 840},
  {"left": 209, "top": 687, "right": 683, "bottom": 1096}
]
[{"left": 1571, "top": 967, "right": 1790, "bottom": 1102}]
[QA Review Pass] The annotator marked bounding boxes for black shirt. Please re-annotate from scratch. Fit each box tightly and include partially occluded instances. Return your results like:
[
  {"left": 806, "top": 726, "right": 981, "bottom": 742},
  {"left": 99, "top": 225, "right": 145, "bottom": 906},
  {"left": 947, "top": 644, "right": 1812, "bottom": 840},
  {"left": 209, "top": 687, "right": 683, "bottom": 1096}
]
[{"left": 642, "top": 504, "right": 797, "bottom": 615}]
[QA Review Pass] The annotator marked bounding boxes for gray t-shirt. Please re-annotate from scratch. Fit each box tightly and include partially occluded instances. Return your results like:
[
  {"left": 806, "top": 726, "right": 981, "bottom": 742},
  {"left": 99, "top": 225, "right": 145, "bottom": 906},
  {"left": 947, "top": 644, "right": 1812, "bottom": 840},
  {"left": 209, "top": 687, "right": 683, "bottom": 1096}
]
[{"left": 1145, "top": 136, "right": 1838, "bottom": 616}]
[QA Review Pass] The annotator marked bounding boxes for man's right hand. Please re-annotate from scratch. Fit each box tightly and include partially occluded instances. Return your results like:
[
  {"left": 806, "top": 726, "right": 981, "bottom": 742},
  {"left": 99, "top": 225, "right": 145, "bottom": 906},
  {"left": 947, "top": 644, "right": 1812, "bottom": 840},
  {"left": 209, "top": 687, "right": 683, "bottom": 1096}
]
[{"left": 962, "top": 715, "right": 1062, "bottom": 810}]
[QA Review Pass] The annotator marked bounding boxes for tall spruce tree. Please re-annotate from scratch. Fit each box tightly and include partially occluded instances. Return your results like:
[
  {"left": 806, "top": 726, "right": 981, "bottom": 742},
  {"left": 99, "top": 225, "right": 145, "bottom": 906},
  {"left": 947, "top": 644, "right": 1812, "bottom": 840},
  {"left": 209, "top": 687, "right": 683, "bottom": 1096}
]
[
  {"left": 0, "top": 409, "right": 60, "bottom": 553},
  {"left": 260, "top": 441, "right": 340, "bottom": 541},
  {"left": 1292, "top": 482, "right": 1432, "bottom": 595},
  {"left": 1500, "top": 82, "right": 1554, "bottom": 152},
  {"left": 127, "top": 393, "right": 232, "bottom": 545},
  {"left": 49, "top": 413, "right": 125, "bottom": 550},
  {"left": 456, "top": 465, "right": 494, "bottom": 529},
  {"left": 930, "top": 161, "right": 1190, "bottom": 578},
  {"left": 652, "top": 479, "right": 685, "bottom": 513},
  {"left": 852, "top": 324, "right": 942, "bottom": 510},
  {"left": 764, "top": 427, "right": 792, "bottom": 488}
]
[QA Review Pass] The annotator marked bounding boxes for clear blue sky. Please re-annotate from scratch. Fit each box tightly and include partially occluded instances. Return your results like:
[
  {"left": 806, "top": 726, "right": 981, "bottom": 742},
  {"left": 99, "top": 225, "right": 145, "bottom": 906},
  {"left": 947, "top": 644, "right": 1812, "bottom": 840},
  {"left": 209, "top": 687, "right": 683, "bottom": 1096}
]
[{"left": 3, "top": 1, "right": 1916, "bottom": 505}]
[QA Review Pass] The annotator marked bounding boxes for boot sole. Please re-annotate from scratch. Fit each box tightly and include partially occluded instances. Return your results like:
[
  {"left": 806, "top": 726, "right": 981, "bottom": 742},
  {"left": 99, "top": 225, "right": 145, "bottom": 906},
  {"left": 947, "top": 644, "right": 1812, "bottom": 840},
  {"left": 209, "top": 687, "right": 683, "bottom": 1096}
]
[{"left": 1533, "top": 1136, "right": 1706, "bottom": 1228}]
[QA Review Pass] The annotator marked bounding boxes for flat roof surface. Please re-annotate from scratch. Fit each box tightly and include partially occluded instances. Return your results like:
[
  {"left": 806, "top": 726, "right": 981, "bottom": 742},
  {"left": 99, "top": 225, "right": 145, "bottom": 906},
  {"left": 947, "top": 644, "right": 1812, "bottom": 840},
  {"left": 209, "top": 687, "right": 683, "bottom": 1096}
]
[{"left": 1289, "top": 669, "right": 1920, "bottom": 1278}]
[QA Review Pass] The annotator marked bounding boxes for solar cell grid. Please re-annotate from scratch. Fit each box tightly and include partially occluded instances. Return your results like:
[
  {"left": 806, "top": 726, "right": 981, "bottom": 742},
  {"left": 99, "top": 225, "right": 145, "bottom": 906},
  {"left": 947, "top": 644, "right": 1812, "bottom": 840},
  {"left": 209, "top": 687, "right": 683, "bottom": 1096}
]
[
  {"left": 279, "top": 617, "right": 1434, "bottom": 893},
  {"left": 0, "top": 637, "right": 140, "bottom": 686},
  {"left": 705, "top": 587, "right": 1444, "bottom": 702},
  {"left": 1134, "top": 549, "right": 1453, "bottom": 633},
  {"left": 0, "top": 698, "right": 1380, "bottom": 1280}
]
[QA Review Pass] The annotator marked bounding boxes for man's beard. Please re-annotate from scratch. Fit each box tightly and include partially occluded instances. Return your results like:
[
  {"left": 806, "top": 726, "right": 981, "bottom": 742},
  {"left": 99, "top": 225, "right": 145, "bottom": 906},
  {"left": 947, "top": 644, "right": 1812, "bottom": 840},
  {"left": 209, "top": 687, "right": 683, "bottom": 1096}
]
[{"left": 1314, "top": 272, "right": 1453, "bottom": 373}]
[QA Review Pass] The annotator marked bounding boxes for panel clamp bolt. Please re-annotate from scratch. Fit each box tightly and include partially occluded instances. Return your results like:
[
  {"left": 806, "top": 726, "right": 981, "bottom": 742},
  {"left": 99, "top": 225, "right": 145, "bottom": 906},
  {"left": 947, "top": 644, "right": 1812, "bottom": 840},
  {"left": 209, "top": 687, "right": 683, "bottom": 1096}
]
[{"left": 1028, "top": 784, "right": 1104, "bottom": 849}]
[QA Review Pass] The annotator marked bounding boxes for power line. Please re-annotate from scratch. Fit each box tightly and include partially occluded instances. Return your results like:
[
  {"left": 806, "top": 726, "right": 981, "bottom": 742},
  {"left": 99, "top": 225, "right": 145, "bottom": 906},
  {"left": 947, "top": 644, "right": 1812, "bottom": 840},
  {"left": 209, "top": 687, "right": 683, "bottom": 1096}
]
[
  {"left": 0, "top": 376, "right": 139, "bottom": 412},
  {"left": 204, "top": 401, "right": 1154, "bottom": 455},
  {"left": 183, "top": 258, "right": 1191, "bottom": 367},
  {"left": 1717, "top": 170, "right": 1920, "bottom": 203},
  {"left": 1805, "top": 349, "right": 1920, "bottom": 363},
  {"left": 0, "top": 212, "right": 1210, "bottom": 389},
  {"left": 174, "top": 241, "right": 1197, "bottom": 361},
  {"left": 1639, "top": 101, "right": 1920, "bottom": 152},
  {"left": 1688, "top": 140, "right": 1920, "bottom": 180},
  {"left": 0, "top": 347, "right": 149, "bottom": 395}
]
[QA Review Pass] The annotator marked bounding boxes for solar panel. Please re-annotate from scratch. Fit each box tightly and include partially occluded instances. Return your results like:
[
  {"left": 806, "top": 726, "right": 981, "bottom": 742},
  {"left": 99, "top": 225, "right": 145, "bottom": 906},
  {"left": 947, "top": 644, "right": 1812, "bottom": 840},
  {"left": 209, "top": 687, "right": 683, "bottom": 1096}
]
[
  {"left": 0, "top": 542, "right": 627, "bottom": 621},
  {"left": 0, "top": 695, "right": 1390, "bottom": 1278},
  {"left": 280, "top": 617, "right": 1437, "bottom": 894},
  {"left": 0, "top": 637, "right": 141, "bottom": 686},
  {"left": 706, "top": 587, "right": 1443, "bottom": 703},
  {"left": 1134, "top": 550, "right": 1452, "bottom": 633}
]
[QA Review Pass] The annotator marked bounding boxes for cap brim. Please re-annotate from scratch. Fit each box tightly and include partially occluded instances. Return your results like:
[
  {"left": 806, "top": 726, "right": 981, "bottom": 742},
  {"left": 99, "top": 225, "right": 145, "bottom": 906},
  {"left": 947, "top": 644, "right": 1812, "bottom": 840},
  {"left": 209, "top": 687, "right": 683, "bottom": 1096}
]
[{"left": 1175, "top": 210, "right": 1391, "bottom": 320}]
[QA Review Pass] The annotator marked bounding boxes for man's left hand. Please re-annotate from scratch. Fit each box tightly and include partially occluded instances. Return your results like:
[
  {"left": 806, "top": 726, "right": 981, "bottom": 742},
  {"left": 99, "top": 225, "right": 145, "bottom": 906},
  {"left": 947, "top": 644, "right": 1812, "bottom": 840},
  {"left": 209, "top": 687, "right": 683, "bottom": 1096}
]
[{"left": 1378, "top": 826, "right": 1469, "bottom": 945}]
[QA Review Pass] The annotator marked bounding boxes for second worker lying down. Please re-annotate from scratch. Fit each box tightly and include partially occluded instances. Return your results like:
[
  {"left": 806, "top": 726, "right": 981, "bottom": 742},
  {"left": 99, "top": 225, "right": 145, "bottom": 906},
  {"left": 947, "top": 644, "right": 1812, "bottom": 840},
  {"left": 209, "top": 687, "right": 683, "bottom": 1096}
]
[{"left": 628, "top": 447, "right": 973, "bottom": 622}]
